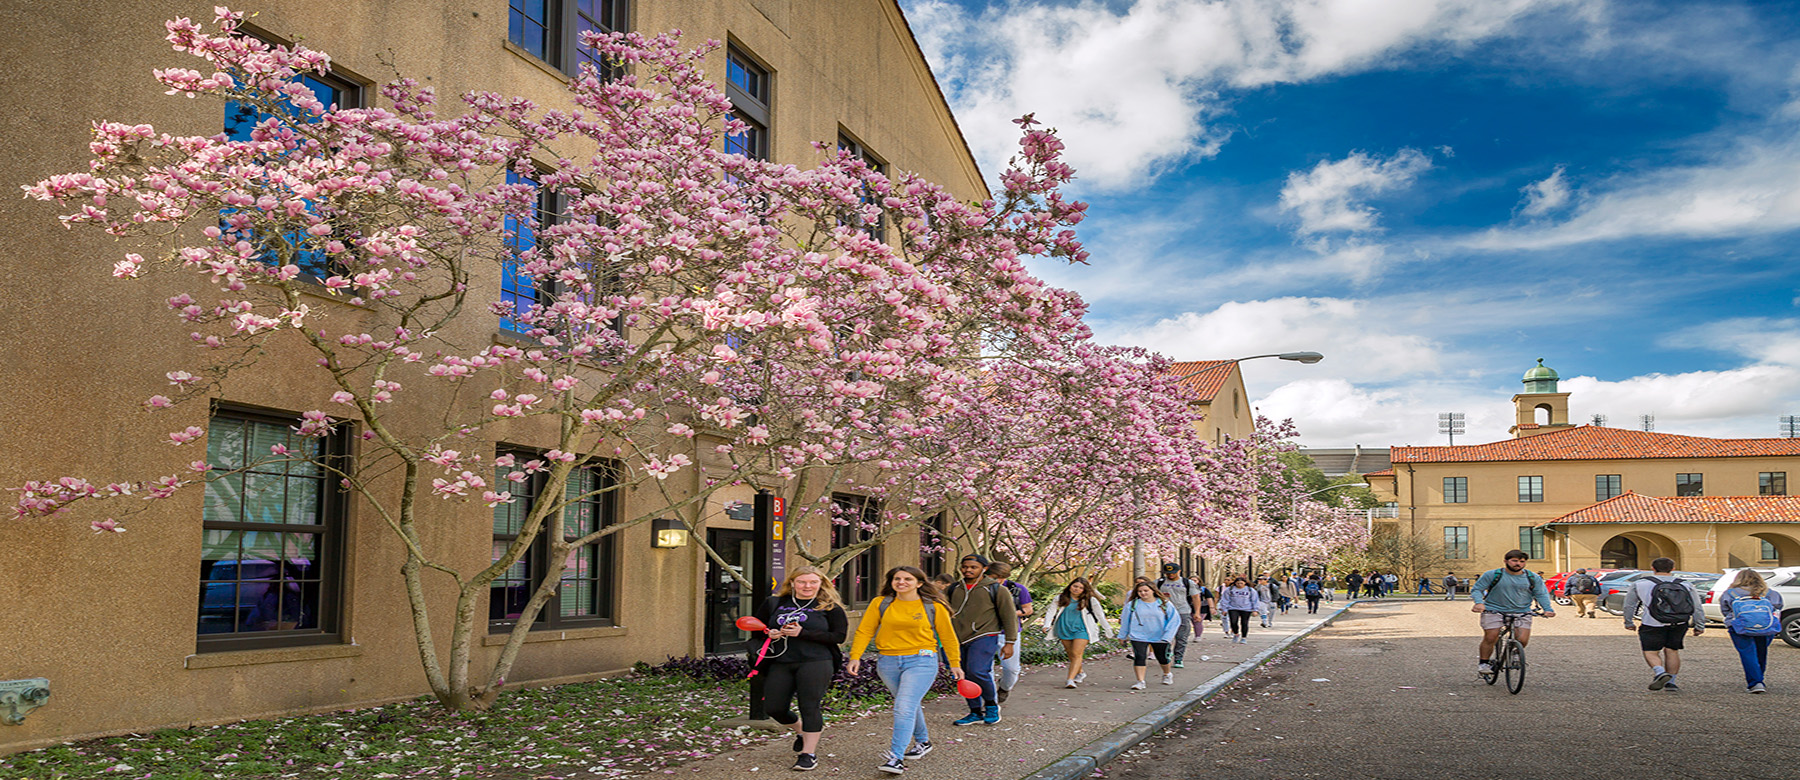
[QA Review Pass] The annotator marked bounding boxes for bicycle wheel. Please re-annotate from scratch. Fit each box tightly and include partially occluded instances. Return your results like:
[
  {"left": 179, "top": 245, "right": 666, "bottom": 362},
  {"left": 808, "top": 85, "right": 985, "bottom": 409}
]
[
  {"left": 1504, "top": 639, "right": 1526, "bottom": 694},
  {"left": 1483, "top": 643, "right": 1502, "bottom": 685}
]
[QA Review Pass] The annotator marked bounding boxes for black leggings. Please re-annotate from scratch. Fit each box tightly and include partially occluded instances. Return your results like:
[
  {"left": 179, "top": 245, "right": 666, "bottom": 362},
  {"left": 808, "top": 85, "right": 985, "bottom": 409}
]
[
  {"left": 1305, "top": 595, "right": 1321, "bottom": 613},
  {"left": 1228, "top": 609, "right": 1253, "bottom": 637},
  {"left": 763, "top": 659, "right": 833, "bottom": 733},
  {"left": 1130, "top": 641, "right": 1170, "bottom": 667}
]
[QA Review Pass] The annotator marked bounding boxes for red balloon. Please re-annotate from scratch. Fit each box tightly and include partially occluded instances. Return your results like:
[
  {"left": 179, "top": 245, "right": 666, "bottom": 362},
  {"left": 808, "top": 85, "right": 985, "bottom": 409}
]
[
  {"left": 734, "top": 616, "right": 768, "bottom": 633},
  {"left": 955, "top": 679, "right": 982, "bottom": 699}
]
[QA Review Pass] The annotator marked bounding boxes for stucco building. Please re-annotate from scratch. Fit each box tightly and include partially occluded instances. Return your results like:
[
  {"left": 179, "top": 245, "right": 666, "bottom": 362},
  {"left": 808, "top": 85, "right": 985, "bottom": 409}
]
[
  {"left": 1367, "top": 361, "right": 1800, "bottom": 578},
  {"left": 0, "top": 0, "right": 984, "bottom": 752}
]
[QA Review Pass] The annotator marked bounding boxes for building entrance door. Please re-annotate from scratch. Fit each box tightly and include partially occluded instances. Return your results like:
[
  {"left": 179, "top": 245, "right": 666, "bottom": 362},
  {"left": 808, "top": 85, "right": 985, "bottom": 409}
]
[
  {"left": 1601, "top": 535, "right": 1638, "bottom": 569},
  {"left": 704, "top": 528, "right": 756, "bottom": 656}
]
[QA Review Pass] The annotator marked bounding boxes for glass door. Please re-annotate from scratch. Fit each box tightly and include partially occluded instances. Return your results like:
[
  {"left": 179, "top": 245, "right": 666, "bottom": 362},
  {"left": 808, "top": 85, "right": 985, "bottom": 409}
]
[{"left": 704, "top": 528, "right": 756, "bottom": 655}]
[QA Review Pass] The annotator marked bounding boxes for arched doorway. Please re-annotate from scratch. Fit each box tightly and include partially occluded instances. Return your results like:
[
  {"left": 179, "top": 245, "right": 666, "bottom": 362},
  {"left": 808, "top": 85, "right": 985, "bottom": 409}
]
[
  {"left": 1600, "top": 536, "right": 1637, "bottom": 569},
  {"left": 1729, "top": 531, "right": 1800, "bottom": 567}
]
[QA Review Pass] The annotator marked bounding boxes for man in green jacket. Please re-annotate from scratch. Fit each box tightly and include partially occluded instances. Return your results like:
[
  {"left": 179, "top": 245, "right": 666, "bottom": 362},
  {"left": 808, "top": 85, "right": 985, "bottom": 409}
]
[{"left": 947, "top": 554, "right": 1019, "bottom": 726}]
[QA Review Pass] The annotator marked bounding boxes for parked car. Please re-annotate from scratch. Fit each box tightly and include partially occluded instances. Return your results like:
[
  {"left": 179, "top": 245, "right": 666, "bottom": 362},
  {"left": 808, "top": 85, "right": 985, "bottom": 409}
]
[
  {"left": 1548, "top": 568, "right": 1623, "bottom": 605},
  {"left": 1702, "top": 566, "right": 1800, "bottom": 648},
  {"left": 1594, "top": 569, "right": 1644, "bottom": 600},
  {"left": 1599, "top": 571, "right": 1714, "bottom": 616}
]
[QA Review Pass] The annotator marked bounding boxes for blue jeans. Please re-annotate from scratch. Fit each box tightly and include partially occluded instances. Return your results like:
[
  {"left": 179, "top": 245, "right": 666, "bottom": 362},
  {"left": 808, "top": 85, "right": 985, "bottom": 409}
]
[
  {"left": 1729, "top": 631, "right": 1773, "bottom": 688},
  {"left": 876, "top": 653, "right": 937, "bottom": 759},
  {"left": 960, "top": 634, "right": 1001, "bottom": 712}
]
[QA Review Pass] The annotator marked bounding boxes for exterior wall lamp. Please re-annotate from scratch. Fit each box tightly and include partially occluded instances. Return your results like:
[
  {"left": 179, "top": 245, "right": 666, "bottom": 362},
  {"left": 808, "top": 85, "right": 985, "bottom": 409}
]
[{"left": 651, "top": 517, "right": 690, "bottom": 549}]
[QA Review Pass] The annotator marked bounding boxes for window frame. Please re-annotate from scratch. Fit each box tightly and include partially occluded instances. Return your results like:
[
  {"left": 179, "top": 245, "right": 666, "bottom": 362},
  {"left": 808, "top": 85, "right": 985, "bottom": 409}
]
[
  {"left": 1676, "top": 473, "right": 1704, "bottom": 497},
  {"left": 1517, "top": 475, "right": 1544, "bottom": 503},
  {"left": 724, "top": 45, "right": 772, "bottom": 164},
  {"left": 1761, "top": 539, "right": 1779, "bottom": 561},
  {"left": 1760, "top": 472, "right": 1787, "bottom": 496},
  {"left": 197, "top": 405, "right": 350, "bottom": 653},
  {"left": 831, "top": 493, "right": 883, "bottom": 607},
  {"left": 1442, "top": 476, "right": 1467, "bottom": 504},
  {"left": 1518, "top": 526, "right": 1546, "bottom": 560},
  {"left": 1443, "top": 526, "right": 1470, "bottom": 560},
  {"left": 1596, "top": 474, "right": 1622, "bottom": 501},
  {"left": 488, "top": 450, "right": 621, "bottom": 633},
  {"left": 508, "top": 0, "right": 630, "bottom": 79},
  {"left": 919, "top": 511, "right": 948, "bottom": 578},
  {"left": 837, "top": 131, "right": 888, "bottom": 243}
]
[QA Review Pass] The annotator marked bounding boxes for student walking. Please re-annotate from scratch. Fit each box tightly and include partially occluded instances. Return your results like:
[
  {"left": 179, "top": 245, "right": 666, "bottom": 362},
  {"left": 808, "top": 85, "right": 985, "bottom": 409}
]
[
  {"left": 1303, "top": 574, "right": 1325, "bottom": 614},
  {"left": 1253, "top": 575, "right": 1278, "bottom": 627},
  {"left": 1156, "top": 563, "right": 1203, "bottom": 668},
  {"left": 1042, "top": 577, "right": 1113, "bottom": 688},
  {"left": 946, "top": 554, "right": 1018, "bottom": 726},
  {"left": 752, "top": 567, "right": 849, "bottom": 772},
  {"left": 847, "top": 566, "right": 964, "bottom": 775},
  {"left": 1621, "top": 557, "right": 1704, "bottom": 691},
  {"left": 986, "top": 561, "right": 1033, "bottom": 703},
  {"left": 1117, "top": 581, "right": 1181, "bottom": 689},
  {"left": 1345, "top": 570, "right": 1364, "bottom": 599},
  {"left": 1442, "top": 571, "right": 1460, "bottom": 601},
  {"left": 1720, "top": 569, "right": 1785, "bottom": 693},
  {"left": 1219, "top": 576, "right": 1262, "bottom": 643},
  {"left": 1564, "top": 568, "right": 1600, "bottom": 617}
]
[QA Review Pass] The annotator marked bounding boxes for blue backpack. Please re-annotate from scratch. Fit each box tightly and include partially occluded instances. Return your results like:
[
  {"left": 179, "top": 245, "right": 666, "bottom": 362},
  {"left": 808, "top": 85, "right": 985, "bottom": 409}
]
[{"left": 1727, "top": 593, "right": 1781, "bottom": 636}]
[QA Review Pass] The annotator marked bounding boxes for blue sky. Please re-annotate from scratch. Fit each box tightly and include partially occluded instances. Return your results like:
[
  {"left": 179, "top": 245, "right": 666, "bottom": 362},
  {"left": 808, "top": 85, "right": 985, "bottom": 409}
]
[{"left": 901, "top": 0, "right": 1800, "bottom": 447}]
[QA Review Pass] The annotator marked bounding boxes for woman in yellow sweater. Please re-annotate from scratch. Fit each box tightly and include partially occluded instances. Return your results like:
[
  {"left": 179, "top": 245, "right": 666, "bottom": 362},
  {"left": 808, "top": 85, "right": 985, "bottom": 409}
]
[{"left": 847, "top": 565, "right": 964, "bottom": 775}]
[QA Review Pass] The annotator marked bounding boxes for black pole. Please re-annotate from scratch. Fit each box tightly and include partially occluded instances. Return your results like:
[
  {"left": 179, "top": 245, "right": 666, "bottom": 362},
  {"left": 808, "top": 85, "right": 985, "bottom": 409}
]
[{"left": 747, "top": 490, "right": 777, "bottom": 720}]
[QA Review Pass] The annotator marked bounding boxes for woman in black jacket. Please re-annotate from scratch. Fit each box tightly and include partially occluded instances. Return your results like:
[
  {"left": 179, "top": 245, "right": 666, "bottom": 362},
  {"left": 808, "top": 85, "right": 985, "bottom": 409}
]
[{"left": 753, "top": 566, "right": 849, "bottom": 772}]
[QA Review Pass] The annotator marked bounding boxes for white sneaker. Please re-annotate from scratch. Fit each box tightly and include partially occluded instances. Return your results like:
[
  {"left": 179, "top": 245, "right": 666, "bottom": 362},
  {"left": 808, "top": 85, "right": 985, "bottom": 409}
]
[
  {"left": 1161, "top": 673, "right": 1174, "bottom": 685},
  {"left": 1130, "top": 680, "right": 1147, "bottom": 690},
  {"left": 1072, "top": 672, "right": 1087, "bottom": 684},
  {"left": 1065, "top": 679, "right": 1077, "bottom": 688}
]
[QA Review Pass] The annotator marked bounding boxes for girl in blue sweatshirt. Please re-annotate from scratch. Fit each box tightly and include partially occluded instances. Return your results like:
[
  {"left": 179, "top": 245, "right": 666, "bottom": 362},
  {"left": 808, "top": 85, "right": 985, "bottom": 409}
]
[{"left": 1117, "top": 581, "right": 1182, "bottom": 689}]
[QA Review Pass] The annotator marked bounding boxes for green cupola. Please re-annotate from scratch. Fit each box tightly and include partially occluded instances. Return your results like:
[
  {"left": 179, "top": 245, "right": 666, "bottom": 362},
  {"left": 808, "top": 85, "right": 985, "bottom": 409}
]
[{"left": 1522, "top": 358, "right": 1559, "bottom": 394}]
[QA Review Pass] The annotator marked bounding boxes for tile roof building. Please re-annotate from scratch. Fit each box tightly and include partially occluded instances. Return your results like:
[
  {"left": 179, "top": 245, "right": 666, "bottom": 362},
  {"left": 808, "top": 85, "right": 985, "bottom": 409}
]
[
  {"left": 1366, "top": 360, "right": 1800, "bottom": 577},
  {"left": 1167, "top": 360, "right": 1255, "bottom": 445}
]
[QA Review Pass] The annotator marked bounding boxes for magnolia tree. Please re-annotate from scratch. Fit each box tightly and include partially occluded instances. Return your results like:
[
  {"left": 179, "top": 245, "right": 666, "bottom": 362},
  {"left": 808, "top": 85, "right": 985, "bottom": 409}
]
[
  {"left": 928, "top": 343, "right": 1246, "bottom": 583},
  {"left": 1197, "top": 419, "right": 1370, "bottom": 576},
  {"left": 14, "top": 10, "right": 1090, "bottom": 710}
]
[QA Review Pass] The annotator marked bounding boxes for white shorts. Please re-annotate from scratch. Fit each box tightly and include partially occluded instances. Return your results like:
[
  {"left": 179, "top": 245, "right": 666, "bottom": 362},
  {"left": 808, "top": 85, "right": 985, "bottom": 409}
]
[{"left": 1480, "top": 612, "right": 1533, "bottom": 631}]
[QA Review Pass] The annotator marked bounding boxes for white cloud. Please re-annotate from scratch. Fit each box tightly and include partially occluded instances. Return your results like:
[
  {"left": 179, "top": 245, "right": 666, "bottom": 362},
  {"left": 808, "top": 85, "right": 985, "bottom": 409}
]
[
  {"left": 1256, "top": 378, "right": 1516, "bottom": 446},
  {"left": 1469, "top": 136, "right": 1800, "bottom": 250},
  {"left": 1280, "top": 149, "right": 1434, "bottom": 235},
  {"left": 1517, "top": 165, "right": 1571, "bottom": 217},
  {"left": 904, "top": 0, "right": 1583, "bottom": 190},
  {"left": 1104, "top": 296, "right": 1448, "bottom": 379}
]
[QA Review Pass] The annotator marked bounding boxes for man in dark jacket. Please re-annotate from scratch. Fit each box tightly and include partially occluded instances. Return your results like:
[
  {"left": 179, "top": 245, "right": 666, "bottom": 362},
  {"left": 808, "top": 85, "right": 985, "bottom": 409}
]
[
  {"left": 948, "top": 554, "right": 1018, "bottom": 725},
  {"left": 1565, "top": 568, "right": 1600, "bottom": 618}
]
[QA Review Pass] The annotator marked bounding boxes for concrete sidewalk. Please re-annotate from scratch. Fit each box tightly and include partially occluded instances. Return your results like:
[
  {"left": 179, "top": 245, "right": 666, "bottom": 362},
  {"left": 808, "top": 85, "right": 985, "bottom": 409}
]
[{"left": 675, "top": 603, "right": 1344, "bottom": 778}]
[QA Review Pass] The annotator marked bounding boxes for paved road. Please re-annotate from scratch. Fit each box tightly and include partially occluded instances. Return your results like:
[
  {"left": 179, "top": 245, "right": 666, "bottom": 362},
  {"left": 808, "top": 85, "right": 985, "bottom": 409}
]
[{"left": 1104, "top": 600, "right": 1799, "bottom": 780}]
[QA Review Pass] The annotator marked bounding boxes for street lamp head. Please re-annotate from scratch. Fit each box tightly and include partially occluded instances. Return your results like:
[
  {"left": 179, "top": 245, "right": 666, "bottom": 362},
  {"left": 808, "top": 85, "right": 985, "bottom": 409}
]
[{"left": 1278, "top": 352, "right": 1324, "bottom": 364}]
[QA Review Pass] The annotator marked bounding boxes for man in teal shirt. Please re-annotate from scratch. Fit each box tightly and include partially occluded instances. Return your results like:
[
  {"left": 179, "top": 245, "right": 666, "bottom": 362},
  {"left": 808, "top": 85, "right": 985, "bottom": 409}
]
[{"left": 1470, "top": 549, "right": 1557, "bottom": 676}]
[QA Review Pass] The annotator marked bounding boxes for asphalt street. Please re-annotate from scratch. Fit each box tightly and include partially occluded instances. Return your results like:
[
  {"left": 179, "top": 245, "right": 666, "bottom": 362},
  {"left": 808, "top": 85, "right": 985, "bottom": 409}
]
[{"left": 1102, "top": 599, "right": 1800, "bottom": 780}]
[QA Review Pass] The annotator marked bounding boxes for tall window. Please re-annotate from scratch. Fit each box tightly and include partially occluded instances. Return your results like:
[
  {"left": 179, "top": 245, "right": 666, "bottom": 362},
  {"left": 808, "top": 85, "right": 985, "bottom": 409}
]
[
  {"left": 838, "top": 133, "right": 887, "bottom": 243},
  {"left": 1442, "top": 477, "right": 1467, "bottom": 504},
  {"left": 223, "top": 63, "right": 361, "bottom": 283},
  {"left": 1596, "top": 474, "right": 1622, "bottom": 501},
  {"left": 1676, "top": 473, "right": 1703, "bottom": 497},
  {"left": 500, "top": 171, "right": 559, "bottom": 334},
  {"left": 1762, "top": 539, "right": 1779, "bottom": 561},
  {"left": 724, "top": 47, "right": 771, "bottom": 162},
  {"left": 831, "top": 494, "right": 882, "bottom": 606},
  {"left": 1761, "top": 472, "right": 1787, "bottom": 496},
  {"left": 1518, "top": 527, "right": 1546, "bottom": 560},
  {"left": 1443, "top": 526, "right": 1469, "bottom": 559},
  {"left": 490, "top": 452, "right": 618, "bottom": 631},
  {"left": 1517, "top": 475, "right": 1544, "bottom": 503},
  {"left": 509, "top": 0, "right": 629, "bottom": 78},
  {"left": 919, "top": 511, "right": 948, "bottom": 578},
  {"left": 199, "top": 409, "right": 347, "bottom": 651}
]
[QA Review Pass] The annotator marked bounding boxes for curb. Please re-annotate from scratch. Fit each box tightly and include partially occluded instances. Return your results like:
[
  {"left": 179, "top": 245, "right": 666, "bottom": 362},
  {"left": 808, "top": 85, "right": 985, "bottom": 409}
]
[{"left": 1023, "top": 602, "right": 1359, "bottom": 780}]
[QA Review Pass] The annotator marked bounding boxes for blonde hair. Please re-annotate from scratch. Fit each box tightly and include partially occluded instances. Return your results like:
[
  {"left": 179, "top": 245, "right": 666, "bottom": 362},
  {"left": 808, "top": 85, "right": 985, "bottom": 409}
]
[
  {"left": 1730, "top": 568, "right": 1769, "bottom": 599},
  {"left": 778, "top": 566, "right": 843, "bottom": 612}
]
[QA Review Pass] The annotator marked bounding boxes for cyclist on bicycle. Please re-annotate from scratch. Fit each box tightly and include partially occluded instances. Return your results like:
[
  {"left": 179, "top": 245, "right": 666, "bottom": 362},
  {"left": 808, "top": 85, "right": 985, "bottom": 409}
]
[{"left": 1471, "top": 549, "right": 1556, "bottom": 676}]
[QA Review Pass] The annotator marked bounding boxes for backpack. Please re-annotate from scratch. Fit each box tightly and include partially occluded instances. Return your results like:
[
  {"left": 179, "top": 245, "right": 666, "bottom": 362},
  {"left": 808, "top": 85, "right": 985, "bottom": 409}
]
[
  {"left": 1727, "top": 593, "right": 1781, "bottom": 636},
  {"left": 1646, "top": 577, "right": 1696, "bottom": 625},
  {"left": 1304, "top": 580, "right": 1322, "bottom": 597},
  {"left": 1568, "top": 574, "right": 1596, "bottom": 595}
]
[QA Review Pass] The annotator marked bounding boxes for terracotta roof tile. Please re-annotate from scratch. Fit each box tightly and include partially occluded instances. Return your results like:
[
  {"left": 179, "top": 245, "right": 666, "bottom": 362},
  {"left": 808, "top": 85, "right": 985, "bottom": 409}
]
[
  {"left": 1166, "top": 360, "right": 1236, "bottom": 403},
  {"left": 1391, "top": 425, "right": 1800, "bottom": 464},
  {"left": 1364, "top": 468, "right": 1395, "bottom": 477},
  {"left": 1542, "top": 492, "right": 1800, "bottom": 526}
]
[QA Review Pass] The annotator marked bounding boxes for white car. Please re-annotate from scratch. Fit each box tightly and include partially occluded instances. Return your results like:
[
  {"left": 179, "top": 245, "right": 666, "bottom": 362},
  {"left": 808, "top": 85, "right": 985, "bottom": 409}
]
[{"left": 1703, "top": 566, "right": 1800, "bottom": 648}]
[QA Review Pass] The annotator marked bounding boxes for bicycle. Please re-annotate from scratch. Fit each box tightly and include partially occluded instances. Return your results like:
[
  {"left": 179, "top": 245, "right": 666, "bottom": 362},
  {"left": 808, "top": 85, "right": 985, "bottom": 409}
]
[{"left": 1479, "top": 611, "right": 1541, "bottom": 694}]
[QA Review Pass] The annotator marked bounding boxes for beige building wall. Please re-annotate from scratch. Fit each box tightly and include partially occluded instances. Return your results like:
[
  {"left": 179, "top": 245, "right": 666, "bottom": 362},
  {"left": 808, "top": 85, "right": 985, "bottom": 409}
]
[{"left": 0, "top": 0, "right": 983, "bottom": 753}]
